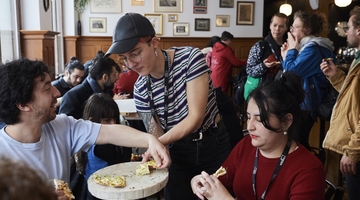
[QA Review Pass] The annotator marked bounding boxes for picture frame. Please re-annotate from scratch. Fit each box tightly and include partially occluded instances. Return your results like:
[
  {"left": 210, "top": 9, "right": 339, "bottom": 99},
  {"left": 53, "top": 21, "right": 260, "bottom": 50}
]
[
  {"left": 173, "top": 22, "right": 189, "bottom": 36},
  {"left": 168, "top": 14, "right": 178, "bottom": 22},
  {"left": 216, "top": 15, "right": 230, "bottom": 27},
  {"left": 89, "top": 17, "right": 107, "bottom": 33},
  {"left": 236, "top": 1, "right": 254, "bottom": 25},
  {"left": 195, "top": 18, "right": 210, "bottom": 31},
  {"left": 90, "top": 0, "right": 121, "bottom": 13},
  {"left": 130, "top": 0, "right": 144, "bottom": 6},
  {"left": 220, "top": 0, "right": 234, "bottom": 8},
  {"left": 154, "top": 0, "right": 182, "bottom": 13},
  {"left": 194, "top": 0, "right": 207, "bottom": 7},
  {"left": 193, "top": 7, "right": 207, "bottom": 14},
  {"left": 144, "top": 14, "right": 163, "bottom": 35}
]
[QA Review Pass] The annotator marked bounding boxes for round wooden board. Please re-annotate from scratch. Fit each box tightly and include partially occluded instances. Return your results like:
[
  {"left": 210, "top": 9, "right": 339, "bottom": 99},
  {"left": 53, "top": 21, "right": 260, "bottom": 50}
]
[{"left": 88, "top": 162, "right": 168, "bottom": 200}]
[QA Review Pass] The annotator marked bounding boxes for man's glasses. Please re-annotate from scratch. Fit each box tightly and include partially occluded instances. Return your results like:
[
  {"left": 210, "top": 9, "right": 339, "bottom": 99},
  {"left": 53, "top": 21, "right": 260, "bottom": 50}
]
[
  {"left": 118, "top": 40, "right": 152, "bottom": 67},
  {"left": 118, "top": 51, "right": 143, "bottom": 66}
]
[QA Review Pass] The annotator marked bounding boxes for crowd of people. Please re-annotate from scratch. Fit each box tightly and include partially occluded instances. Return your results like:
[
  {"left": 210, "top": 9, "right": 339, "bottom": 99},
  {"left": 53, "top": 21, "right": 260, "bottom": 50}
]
[{"left": 0, "top": 6, "right": 359, "bottom": 200}]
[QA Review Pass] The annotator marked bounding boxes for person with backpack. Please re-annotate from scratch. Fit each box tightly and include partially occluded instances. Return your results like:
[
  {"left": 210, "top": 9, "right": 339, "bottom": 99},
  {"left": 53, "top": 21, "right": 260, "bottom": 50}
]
[
  {"left": 281, "top": 10, "right": 337, "bottom": 150},
  {"left": 246, "top": 13, "right": 288, "bottom": 83},
  {"left": 320, "top": 6, "right": 360, "bottom": 200}
]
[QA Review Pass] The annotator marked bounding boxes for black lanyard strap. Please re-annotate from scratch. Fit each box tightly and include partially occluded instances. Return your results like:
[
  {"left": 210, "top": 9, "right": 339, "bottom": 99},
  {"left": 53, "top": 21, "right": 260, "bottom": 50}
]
[
  {"left": 252, "top": 139, "right": 291, "bottom": 200},
  {"left": 147, "top": 50, "right": 171, "bottom": 132},
  {"left": 268, "top": 43, "right": 280, "bottom": 61}
]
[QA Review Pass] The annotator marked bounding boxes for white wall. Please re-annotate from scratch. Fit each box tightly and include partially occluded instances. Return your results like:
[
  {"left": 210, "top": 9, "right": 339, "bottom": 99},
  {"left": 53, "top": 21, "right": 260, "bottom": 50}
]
[
  {"left": 21, "top": 0, "right": 52, "bottom": 30},
  {"left": 63, "top": 0, "right": 264, "bottom": 38}
]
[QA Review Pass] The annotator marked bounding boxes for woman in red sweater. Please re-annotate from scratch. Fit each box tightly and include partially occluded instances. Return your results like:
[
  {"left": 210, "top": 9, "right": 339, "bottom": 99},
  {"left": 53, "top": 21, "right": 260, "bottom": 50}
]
[{"left": 191, "top": 71, "right": 325, "bottom": 200}]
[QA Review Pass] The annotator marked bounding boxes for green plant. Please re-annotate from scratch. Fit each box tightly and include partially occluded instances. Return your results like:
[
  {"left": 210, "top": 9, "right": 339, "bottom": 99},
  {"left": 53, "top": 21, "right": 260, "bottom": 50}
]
[{"left": 74, "top": 0, "right": 90, "bottom": 19}]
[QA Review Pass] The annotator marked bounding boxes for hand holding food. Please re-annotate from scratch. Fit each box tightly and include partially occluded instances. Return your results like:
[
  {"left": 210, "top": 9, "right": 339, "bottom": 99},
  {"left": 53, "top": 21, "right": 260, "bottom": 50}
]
[
  {"left": 213, "top": 166, "right": 227, "bottom": 178},
  {"left": 53, "top": 179, "right": 75, "bottom": 199}
]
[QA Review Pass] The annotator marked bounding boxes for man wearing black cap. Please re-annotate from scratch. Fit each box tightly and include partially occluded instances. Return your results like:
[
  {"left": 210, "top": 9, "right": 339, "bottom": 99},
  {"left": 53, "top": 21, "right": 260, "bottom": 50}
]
[{"left": 106, "top": 13, "right": 231, "bottom": 199}]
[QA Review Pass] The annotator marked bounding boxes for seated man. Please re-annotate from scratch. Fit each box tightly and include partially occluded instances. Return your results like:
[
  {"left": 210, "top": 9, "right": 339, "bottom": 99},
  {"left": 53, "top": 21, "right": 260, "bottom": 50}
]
[
  {"left": 59, "top": 56, "right": 120, "bottom": 119},
  {"left": 52, "top": 56, "right": 85, "bottom": 97},
  {"left": 0, "top": 58, "right": 170, "bottom": 199},
  {"left": 52, "top": 56, "right": 84, "bottom": 110}
]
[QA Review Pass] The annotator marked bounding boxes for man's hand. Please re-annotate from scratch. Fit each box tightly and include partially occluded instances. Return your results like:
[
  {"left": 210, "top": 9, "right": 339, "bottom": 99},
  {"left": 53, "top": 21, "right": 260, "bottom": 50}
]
[
  {"left": 142, "top": 134, "right": 171, "bottom": 169},
  {"left": 320, "top": 59, "right": 337, "bottom": 77},
  {"left": 54, "top": 190, "right": 69, "bottom": 200},
  {"left": 340, "top": 155, "right": 357, "bottom": 175}
]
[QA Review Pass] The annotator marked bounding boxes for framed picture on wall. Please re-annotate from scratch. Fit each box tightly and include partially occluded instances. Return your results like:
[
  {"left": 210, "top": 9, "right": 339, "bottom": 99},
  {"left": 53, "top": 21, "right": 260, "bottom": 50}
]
[
  {"left": 216, "top": 15, "right": 230, "bottom": 27},
  {"left": 131, "top": 0, "right": 144, "bottom": 6},
  {"left": 168, "top": 14, "right": 178, "bottom": 22},
  {"left": 89, "top": 17, "right": 107, "bottom": 33},
  {"left": 154, "top": 0, "right": 182, "bottom": 12},
  {"left": 144, "top": 14, "right": 163, "bottom": 35},
  {"left": 194, "top": 7, "right": 207, "bottom": 14},
  {"left": 236, "top": 1, "right": 254, "bottom": 25},
  {"left": 195, "top": 18, "right": 210, "bottom": 31},
  {"left": 194, "top": 0, "right": 207, "bottom": 7},
  {"left": 90, "top": 0, "right": 121, "bottom": 13},
  {"left": 219, "top": 0, "right": 234, "bottom": 8},
  {"left": 173, "top": 22, "right": 189, "bottom": 36}
]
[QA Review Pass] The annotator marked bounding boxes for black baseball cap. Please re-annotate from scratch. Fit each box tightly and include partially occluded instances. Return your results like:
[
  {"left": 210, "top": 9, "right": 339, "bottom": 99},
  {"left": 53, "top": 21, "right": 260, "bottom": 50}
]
[{"left": 105, "top": 13, "right": 155, "bottom": 57}]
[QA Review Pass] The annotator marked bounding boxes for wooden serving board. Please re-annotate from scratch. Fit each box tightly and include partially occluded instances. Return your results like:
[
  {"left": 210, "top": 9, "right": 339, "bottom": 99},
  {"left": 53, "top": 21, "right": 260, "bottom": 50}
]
[{"left": 88, "top": 162, "right": 168, "bottom": 200}]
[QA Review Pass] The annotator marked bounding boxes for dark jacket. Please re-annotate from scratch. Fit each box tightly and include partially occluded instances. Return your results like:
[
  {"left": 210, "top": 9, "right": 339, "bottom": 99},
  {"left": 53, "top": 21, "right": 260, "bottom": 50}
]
[{"left": 51, "top": 77, "right": 71, "bottom": 97}]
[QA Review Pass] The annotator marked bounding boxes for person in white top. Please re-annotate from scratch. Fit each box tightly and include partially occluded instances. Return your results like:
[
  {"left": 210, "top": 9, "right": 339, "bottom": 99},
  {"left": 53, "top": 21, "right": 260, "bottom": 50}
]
[{"left": 0, "top": 58, "right": 170, "bottom": 200}]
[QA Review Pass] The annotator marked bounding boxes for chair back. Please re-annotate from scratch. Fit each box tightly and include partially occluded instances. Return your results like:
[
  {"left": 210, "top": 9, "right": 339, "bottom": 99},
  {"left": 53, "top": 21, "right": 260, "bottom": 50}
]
[{"left": 324, "top": 179, "right": 344, "bottom": 200}]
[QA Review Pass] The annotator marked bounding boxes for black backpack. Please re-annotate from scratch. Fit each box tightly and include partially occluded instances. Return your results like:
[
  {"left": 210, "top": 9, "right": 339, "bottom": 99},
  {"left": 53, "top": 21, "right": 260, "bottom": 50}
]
[
  {"left": 215, "top": 87, "right": 244, "bottom": 149},
  {"left": 232, "top": 39, "right": 267, "bottom": 105},
  {"left": 232, "top": 68, "right": 247, "bottom": 105}
]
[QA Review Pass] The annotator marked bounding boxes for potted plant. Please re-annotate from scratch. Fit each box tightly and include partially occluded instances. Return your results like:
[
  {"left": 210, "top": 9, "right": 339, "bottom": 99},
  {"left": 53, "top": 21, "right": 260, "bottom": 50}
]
[{"left": 74, "top": 0, "right": 90, "bottom": 35}]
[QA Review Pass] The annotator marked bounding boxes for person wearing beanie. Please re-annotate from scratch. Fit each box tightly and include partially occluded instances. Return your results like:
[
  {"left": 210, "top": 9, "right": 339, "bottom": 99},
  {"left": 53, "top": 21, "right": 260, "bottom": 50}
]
[{"left": 106, "top": 13, "right": 231, "bottom": 200}]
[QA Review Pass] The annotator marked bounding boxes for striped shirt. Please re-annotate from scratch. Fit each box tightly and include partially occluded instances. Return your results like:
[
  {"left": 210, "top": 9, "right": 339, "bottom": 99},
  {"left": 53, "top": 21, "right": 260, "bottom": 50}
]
[{"left": 134, "top": 46, "right": 218, "bottom": 133}]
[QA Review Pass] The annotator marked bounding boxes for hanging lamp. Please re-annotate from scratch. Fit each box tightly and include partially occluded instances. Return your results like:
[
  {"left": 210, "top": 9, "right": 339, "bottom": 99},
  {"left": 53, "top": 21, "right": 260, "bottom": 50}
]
[
  {"left": 334, "top": 0, "right": 351, "bottom": 7},
  {"left": 279, "top": 0, "right": 292, "bottom": 16}
]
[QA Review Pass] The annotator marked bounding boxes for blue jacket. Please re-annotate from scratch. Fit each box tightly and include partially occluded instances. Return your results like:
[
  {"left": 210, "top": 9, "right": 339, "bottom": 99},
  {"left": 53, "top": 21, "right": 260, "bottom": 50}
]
[{"left": 282, "top": 36, "right": 336, "bottom": 120}]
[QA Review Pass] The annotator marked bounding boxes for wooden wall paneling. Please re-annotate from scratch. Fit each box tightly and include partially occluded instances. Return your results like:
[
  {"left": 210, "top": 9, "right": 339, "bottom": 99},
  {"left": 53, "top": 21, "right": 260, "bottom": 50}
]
[
  {"left": 63, "top": 36, "right": 80, "bottom": 69},
  {"left": 20, "top": 30, "right": 59, "bottom": 80},
  {"left": 70, "top": 36, "right": 261, "bottom": 77}
]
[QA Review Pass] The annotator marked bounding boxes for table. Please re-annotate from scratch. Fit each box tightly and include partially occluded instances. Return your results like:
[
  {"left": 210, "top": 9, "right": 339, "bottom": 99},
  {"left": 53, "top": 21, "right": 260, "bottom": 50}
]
[{"left": 88, "top": 162, "right": 168, "bottom": 200}]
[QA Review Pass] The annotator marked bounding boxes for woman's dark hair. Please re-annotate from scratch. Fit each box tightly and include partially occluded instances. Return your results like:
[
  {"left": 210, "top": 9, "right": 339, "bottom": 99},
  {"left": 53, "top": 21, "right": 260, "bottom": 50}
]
[
  {"left": 65, "top": 56, "right": 84, "bottom": 74},
  {"left": 0, "top": 58, "right": 49, "bottom": 124},
  {"left": 82, "top": 93, "right": 120, "bottom": 124},
  {"left": 294, "top": 10, "right": 328, "bottom": 36},
  {"left": 206, "top": 36, "right": 221, "bottom": 48},
  {"left": 248, "top": 71, "right": 305, "bottom": 137}
]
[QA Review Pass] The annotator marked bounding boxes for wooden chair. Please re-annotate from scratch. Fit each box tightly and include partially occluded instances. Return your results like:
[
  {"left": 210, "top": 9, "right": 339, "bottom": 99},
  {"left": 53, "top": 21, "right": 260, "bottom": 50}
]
[{"left": 324, "top": 179, "right": 345, "bottom": 200}]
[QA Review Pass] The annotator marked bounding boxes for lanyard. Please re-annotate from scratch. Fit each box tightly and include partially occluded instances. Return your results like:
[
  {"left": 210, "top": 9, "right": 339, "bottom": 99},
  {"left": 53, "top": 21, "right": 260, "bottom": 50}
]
[
  {"left": 268, "top": 43, "right": 280, "bottom": 61},
  {"left": 252, "top": 139, "right": 291, "bottom": 200},
  {"left": 147, "top": 50, "right": 171, "bottom": 132}
]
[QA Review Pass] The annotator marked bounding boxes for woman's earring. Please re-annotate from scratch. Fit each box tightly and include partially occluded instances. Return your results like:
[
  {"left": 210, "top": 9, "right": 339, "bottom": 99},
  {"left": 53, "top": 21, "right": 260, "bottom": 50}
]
[
  {"left": 154, "top": 49, "right": 158, "bottom": 57},
  {"left": 284, "top": 130, "right": 288, "bottom": 135}
]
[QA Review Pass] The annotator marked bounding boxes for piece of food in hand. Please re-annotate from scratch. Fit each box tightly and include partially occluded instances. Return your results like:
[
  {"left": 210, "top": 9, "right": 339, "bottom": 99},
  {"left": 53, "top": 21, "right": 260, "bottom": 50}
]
[
  {"left": 131, "top": 153, "right": 142, "bottom": 161},
  {"left": 94, "top": 175, "right": 126, "bottom": 188},
  {"left": 324, "top": 58, "right": 333, "bottom": 61},
  {"left": 53, "top": 179, "right": 75, "bottom": 199},
  {"left": 273, "top": 61, "right": 281, "bottom": 65},
  {"left": 135, "top": 160, "right": 158, "bottom": 176},
  {"left": 213, "top": 166, "right": 227, "bottom": 178}
]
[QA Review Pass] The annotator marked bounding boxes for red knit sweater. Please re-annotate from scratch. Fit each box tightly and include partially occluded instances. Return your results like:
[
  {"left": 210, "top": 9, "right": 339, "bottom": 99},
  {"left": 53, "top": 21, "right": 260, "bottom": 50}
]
[
  {"left": 113, "top": 70, "right": 139, "bottom": 98},
  {"left": 219, "top": 135, "right": 325, "bottom": 200}
]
